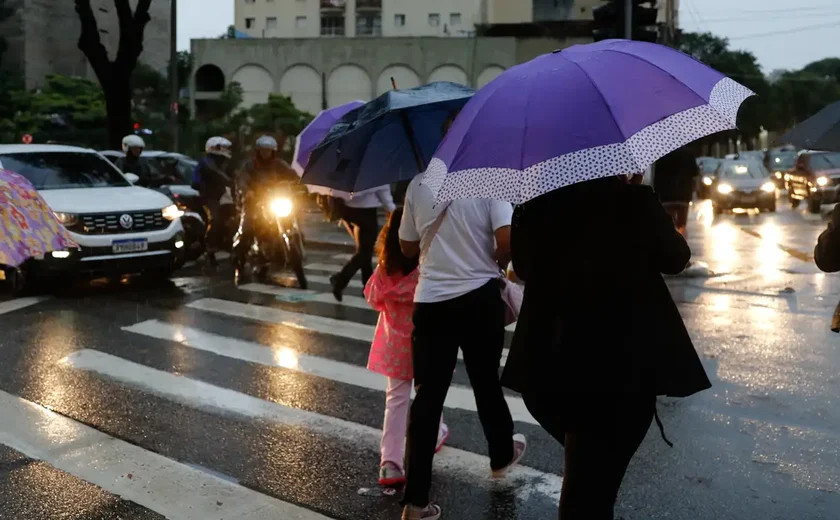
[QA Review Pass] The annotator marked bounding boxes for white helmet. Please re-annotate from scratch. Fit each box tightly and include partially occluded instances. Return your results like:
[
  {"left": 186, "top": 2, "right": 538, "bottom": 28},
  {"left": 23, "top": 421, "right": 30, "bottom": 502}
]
[
  {"left": 205, "top": 136, "right": 233, "bottom": 158},
  {"left": 122, "top": 135, "right": 146, "bottom": 153},
  {"left": 255, "top": 135, "right": 278, "bottom": 151}
]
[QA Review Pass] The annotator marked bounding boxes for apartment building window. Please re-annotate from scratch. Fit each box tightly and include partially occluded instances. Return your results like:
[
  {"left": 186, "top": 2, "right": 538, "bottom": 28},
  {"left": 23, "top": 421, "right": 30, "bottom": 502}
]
[
  {"left": 321, "top": 14, "right": 345, "bottom": 36},
  {"left": 296, "top": 16, "right": 307, "bottom": 28},
  {"left": 450, "top": 13, "right": 461, "bottom": 26},
  {"left": 356, "top": 13, "right": 382, "bottom": 36},
  {"left": 245, "top": 17, "right": 255, "bottom": 29},
  {"left": 394, "top": 14, "right": 405, "bottom": 27},
  {"left": 266, "top": 17, "right": 278, "bottom": 30},
  {"left": 428, "top": 13, "right": 440, "bottom": 27}
]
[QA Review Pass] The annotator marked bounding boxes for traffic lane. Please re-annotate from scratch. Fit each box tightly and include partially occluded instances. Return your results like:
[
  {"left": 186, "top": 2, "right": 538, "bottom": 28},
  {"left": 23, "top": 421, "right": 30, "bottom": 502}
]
[
  {"left": 0, "top": 444, "right": 164, "bottom": 519},
  {"left": 687, "top": 200, "right": 826, "bottom": 276},
  {"left": 613, "top": 302, "right": 840, "bottom": 520},
  {"left": 0, "top": 310, "right": 559, "bottom": 520}
]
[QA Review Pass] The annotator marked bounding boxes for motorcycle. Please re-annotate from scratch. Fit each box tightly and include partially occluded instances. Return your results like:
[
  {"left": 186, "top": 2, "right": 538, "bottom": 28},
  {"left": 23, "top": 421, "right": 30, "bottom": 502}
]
[{"left": 233, "top": 182, "right": 307, "bottom": 288}]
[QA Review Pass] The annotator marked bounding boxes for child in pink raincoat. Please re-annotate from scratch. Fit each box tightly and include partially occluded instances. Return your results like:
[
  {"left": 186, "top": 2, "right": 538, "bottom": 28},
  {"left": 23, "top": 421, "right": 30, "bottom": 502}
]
[{"left": 364, "top": 207, "right": 449, "bottom": 487}]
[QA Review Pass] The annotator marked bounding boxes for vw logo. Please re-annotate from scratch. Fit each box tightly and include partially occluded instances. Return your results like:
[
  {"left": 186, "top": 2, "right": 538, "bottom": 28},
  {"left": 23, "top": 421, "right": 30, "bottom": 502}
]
[{"left": 119, "top": 214, "right": 134, "bottom": 229}]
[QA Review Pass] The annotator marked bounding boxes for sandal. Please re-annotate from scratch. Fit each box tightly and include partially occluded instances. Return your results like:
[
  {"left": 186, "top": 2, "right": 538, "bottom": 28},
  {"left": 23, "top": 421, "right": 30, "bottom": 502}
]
[{"left": 401, "top": 503, "right": 442, "bottom": 520}]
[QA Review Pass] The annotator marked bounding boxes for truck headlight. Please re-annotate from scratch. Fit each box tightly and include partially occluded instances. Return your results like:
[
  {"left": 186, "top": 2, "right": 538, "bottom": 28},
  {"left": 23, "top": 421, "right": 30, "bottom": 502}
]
[
  {"left": 270, "top": 197, "right": 293, "bottom": 217},
  {"left": 761, "top": 182, "right": 775, "bottom": 193},
  {"left": 53, "top": 212, "right": 78, "bottom": 226},
  {"left": 717, "top": 183, "right": 733, "bottom": 195},
  {"left": 161, "top": 204, "right": 184, "bottom": 221},
  {"left": 817, "top": 176, "right": 829, "bottom": 187}
]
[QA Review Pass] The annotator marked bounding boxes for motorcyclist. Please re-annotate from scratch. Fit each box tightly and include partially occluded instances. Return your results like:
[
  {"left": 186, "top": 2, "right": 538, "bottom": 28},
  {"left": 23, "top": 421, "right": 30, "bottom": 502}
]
[
  {"left": 115, "top": 135, "right": 153, "bottom": 186},
  {"left": 232, "top": 135, "right": 299, "bottom": 269},
  {"left": 192, "top": 136, "right": 234, "bottom": 271}
]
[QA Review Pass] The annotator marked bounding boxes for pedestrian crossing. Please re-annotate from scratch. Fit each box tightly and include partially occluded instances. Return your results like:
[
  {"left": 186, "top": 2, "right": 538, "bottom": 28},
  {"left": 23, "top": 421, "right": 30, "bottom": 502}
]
[{"left": 0, "top": 250, "right": 558, "bottom": 520}]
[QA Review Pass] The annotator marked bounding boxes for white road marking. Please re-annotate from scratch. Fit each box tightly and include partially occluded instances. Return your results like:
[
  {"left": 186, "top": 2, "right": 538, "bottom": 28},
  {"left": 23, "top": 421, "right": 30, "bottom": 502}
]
[
  {"left": 239, "top": 283, "right": 371, "bottom": 310},
  {"left": 331, "top": 253, "right": 379, "bottom": 263},
  {"left": 61, "top": 349, "right": 558, "bottom": 501},
  {"left": 187, "top": 298, "right": 509, "bottom": 364},
  {"left": 240, "top": 282, "right": 517, "bottom": 331},
  {"left": 0, "top": 297, "right": 49, "bottom": 315},
  {"left": 0, "top": 389, "right": 334, "bottom": 520},
  {"left": 305, "top": 274, "right": 364, "bottom": 289},
  {"left": 123, "top": 320, "right": 528, "bottom": 422},
  {"left": 306, "top": 263, "right": 346, "bottom": 273}
]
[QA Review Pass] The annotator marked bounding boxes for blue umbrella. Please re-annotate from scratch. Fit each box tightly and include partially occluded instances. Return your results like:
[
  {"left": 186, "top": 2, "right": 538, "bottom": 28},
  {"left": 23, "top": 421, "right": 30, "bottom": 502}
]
[{"left": 301, "top": 82, "right": 475, "bottom": 193}]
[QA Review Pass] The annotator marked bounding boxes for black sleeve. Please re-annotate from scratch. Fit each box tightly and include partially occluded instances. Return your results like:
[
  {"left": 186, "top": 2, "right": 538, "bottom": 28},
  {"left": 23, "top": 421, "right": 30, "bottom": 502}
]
[
  {"left": 815, "top": 204, "right": 840, "bottom": 273},
  {"left": 636, "top": 186, "right": 691, "bottom": 275},
  {"left": 510, "top": 203, "right": 533, "bottom": 282}
]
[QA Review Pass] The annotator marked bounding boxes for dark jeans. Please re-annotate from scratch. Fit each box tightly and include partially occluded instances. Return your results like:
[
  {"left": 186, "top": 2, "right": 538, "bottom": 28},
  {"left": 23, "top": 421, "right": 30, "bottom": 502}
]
[
  {"left": 333, "top": 206, "right": 378, "bottom": 290},
  {"left": 403, "top": 280, "right": 514, "bottom": 507},
  {"left": 203, "top": 197, "right": 223, "bottom": 254},
  {"left": 232, "top": 205, "right": 259, "bottom": 264},
  {"left": 524, "top": 392, "right": 654, "bottom": 520}
]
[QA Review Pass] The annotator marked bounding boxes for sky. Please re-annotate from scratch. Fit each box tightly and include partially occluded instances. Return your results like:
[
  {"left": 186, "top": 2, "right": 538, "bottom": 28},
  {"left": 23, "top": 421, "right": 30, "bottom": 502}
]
[{"left": 177, "top": 0, "right": 840, "bottom": 73}]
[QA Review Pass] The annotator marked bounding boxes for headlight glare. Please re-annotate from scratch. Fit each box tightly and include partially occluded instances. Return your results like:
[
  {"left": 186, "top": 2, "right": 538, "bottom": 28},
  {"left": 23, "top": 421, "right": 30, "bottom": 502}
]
[
  {"left": 717, "top": 184, "right": 733, "bottom": 195},
  {"left": 161, "top": 204, "right": 184, "bottom": 221},
  {"left": 761, "top": 182, "right": 775, "bottom": 193},
  {"left": 270, "top": 197, "right": 293, "bottom": 217},
  {"left": 702, "top": 176, "right": 713, "bottom": 186},
  {"left": 817, "top": 176, "right": 829, "bottom": 187}
]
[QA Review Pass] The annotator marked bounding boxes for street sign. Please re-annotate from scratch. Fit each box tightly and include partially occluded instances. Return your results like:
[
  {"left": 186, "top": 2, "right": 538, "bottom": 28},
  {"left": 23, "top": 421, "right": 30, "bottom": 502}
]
[{"left": 21, "top": 134, "right": 32, "bottom": 144}]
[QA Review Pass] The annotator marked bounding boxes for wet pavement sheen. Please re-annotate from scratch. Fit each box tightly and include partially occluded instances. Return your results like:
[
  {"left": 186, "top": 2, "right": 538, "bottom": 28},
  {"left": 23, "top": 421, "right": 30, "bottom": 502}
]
[{"left": 0, "top": 199, "right": 839, "bottom": 519}]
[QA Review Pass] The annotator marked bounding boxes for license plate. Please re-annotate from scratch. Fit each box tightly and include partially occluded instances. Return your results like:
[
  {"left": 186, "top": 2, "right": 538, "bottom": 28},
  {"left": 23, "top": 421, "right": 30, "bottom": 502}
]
[
  {"left": 112, "top": 239, "right": 148, "bottom": 254},
  {"left": 740, "top": 196, "right": 756, "bottom": 204}
]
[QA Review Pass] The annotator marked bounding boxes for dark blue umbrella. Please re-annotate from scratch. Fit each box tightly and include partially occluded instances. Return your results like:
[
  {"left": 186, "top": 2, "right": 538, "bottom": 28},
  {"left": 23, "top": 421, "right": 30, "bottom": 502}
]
[
  {"left": 301, "top": 81, "right": 475, "bottom": 193},
  {"left": 778, "top": 101, "right": 840, "bottom": 152}
]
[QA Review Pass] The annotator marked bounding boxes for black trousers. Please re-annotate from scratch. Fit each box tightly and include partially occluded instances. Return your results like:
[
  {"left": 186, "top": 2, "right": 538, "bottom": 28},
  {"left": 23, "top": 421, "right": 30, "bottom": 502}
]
[
  {"left": 203, "top": 197, "right": 223, "bottom": 254},
  {"left": 334, "top": 206, "right": 378, "bottom": 290},
  {"left": 524, "top": 391, "right": 654, "bottom": 520},
  {"left": 403, "top": 280, "right": 514, "bottom": 507},
  {"left": 232, "top": 205, "right": 260, "bottom": 264}
]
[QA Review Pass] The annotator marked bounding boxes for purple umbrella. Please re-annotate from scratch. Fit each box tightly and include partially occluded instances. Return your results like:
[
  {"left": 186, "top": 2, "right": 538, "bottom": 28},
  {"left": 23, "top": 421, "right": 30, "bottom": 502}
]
[
  {"left": 423, "top": 39, "right": 755, "bottom": 205},
  {"left": 293, "top": 100, "right": 365, "bottom": 196}
]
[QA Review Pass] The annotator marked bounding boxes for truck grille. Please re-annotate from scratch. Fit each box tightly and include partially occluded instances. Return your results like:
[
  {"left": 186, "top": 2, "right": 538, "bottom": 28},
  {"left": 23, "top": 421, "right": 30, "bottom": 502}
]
[{"left": 79, "top": 211, "right": 167, "bottom": 235}]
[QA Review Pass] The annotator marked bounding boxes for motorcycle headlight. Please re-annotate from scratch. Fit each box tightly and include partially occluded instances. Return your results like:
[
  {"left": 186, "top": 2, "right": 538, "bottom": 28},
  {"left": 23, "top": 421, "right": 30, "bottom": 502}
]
[
  {"left": 53, "top": 212, "right": 78, "bottom": 226},
  {"left": 761, "top": 182, "right": 775, "bottom": 193},
  {"left": 270, "top": 197, "right": 293, "bottom": 217},
  {"left": 817, "top": 176, "right": 829, "bottom": 187},
  {"left": 702, "top": 176, "right": 713, "bottom": 186},
  {"left": 161, "top": 204, "right": 184, "bottom": 221},
  {"left": 717, "top": 183, "right": 733, "bottom": 195}
]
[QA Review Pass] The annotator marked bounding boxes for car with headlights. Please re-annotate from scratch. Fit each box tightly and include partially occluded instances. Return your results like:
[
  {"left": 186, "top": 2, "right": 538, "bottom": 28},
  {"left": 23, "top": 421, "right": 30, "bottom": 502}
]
[
  {"left": 0, "top": 145, "right": 186, "bottom": 286},
  {"left": 697, "top": 157, "right": 721, "bottom": 198},
  {"left": 711, "top": 159, "right": 776, "bottom": 214},
  {"left": 765, "top": 148, "right": 798, "bottom": 189},
  {"left": 786, "top": 151, "right": 840, "bottom": 214}
]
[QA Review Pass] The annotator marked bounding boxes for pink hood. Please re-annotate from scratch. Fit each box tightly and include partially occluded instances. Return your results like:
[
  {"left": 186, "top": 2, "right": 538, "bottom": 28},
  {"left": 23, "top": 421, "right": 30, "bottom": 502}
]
[{"left": 364, "top": 265, "right": 419, "bottom": 312}]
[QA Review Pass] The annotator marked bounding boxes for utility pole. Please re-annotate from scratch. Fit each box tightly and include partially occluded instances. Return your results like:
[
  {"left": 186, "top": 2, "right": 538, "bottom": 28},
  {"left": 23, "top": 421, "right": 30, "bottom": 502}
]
[
  {"left": 624, "top": 0, "right": 632, "bottom": 39},
  {"left": 169, "top": 0, "right": 179, "bottom": 152}
]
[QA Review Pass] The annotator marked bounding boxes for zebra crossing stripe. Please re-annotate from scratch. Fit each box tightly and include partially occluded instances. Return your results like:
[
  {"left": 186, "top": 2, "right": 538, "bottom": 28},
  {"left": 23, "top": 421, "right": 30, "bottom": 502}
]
[
  {"left": 122, "top": 320, "right": 529, "bottom": 422},
  {"left": 304, "top": 274, "right": 364, "bottom": 289},
  {"left": 239, "top": 283, "right": 371, "bottom": 310},
  {"left": 0, "top": 297, "right": 49, "bottom": 315},
  {"left": 186, "top": 298, "right": 510, "bottom": 364},
  {"left": 0, "top": 389, "right": 335, "bottom": 520},
  {"left": 59, "top": 349, "right": 561, "bottom": 503}
]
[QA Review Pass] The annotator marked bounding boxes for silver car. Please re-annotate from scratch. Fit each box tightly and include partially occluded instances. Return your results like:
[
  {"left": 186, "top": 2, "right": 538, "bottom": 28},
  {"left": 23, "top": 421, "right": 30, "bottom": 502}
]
[{"left": 711, "top": 160, "right": 777, "bottom": 214}]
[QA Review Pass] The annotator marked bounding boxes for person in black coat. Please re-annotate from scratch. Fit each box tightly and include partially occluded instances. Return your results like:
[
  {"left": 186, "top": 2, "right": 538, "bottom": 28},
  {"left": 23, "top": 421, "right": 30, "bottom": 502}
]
[
  {"left": 815, "top": 204, "right": 840, "bottom": 273},
  {"left": 652, "top": 146, "right": 699, "bottom": 237},
  {"left": 501, "top": 175, "right": 711, "bottom": 520}
]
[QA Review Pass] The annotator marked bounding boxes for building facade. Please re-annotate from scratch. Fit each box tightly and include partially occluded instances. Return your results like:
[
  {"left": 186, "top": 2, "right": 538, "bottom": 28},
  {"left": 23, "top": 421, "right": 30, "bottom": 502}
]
[
  {"left": 233, "top": 0, "right": 677, "bottom": 39},
  {"left": 190, "top": 35, "right": 587, "bottom": 116},
  {"left": 0, "top": 0, "right": 170, "bottom": 89}
]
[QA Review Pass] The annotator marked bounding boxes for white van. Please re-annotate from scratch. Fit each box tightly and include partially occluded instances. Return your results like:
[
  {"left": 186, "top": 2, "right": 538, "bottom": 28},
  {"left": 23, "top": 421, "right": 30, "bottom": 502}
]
[{"left": 0, "top": 145, "right": 186, "bottom": 284}]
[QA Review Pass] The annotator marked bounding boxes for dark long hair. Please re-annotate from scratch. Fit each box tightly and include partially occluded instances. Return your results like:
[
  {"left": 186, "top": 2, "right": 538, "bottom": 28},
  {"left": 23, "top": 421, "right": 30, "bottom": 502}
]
[{"left": 377, "top": 206, "right": 418, "bottom": 276}]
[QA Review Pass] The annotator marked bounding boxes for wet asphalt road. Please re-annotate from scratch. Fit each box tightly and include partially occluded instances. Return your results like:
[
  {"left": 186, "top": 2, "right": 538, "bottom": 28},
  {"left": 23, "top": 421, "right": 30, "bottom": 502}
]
[{"left": 0, "top": 198, "right": 839, "bottom": 519}]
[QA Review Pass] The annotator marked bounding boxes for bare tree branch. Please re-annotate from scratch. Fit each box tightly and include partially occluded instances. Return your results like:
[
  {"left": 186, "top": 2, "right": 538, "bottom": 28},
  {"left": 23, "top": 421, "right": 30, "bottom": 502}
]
[
  {"left": 114, "top": 0, "right": 152, "bottom": 72},
  {"left": 75, "top": 0, "right": 111, "bottom": 85}
]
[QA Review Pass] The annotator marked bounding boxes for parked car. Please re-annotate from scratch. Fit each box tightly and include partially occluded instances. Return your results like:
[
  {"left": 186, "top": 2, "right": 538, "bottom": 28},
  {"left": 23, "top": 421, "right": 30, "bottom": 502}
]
[
  {"left": 0, "top": 145, "right": 186, "bottom": 287},
  {"left": 711, "top": 159, "right": 776, "bottom": 214},
  {"left": 787, "top": 150, "right": 840, "bottom": 214},
  {"left": 696, "top": 156, "right": 721, "bottom": 199}
]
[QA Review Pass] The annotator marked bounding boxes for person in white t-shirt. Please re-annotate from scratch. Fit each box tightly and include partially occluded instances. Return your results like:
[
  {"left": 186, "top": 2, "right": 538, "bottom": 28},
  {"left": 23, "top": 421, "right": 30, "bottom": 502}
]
[{"left": 397, "top": 172, "right": 527, "bottom": 520}]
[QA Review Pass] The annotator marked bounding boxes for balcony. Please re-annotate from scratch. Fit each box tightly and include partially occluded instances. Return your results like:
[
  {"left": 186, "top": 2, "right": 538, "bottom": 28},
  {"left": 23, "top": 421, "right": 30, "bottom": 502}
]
[
  {"left": 320, "top": 0, "right": 346, "bottom": 11},
  {"left": 355, "top": 0, "right": 382, "bottom": 10}
]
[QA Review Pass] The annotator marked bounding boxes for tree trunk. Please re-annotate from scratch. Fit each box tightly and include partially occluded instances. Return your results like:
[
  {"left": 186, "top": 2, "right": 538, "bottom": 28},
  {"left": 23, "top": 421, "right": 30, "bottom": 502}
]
[{"left": 105, "top": 78, "right": 133, "bottom": 150}]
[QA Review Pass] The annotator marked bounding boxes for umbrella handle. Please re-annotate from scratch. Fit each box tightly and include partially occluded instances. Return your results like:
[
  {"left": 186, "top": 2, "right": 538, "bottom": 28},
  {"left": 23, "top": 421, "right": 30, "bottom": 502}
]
[{"left": 391, "top": 77, "right": 397, "bottom": 90}]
